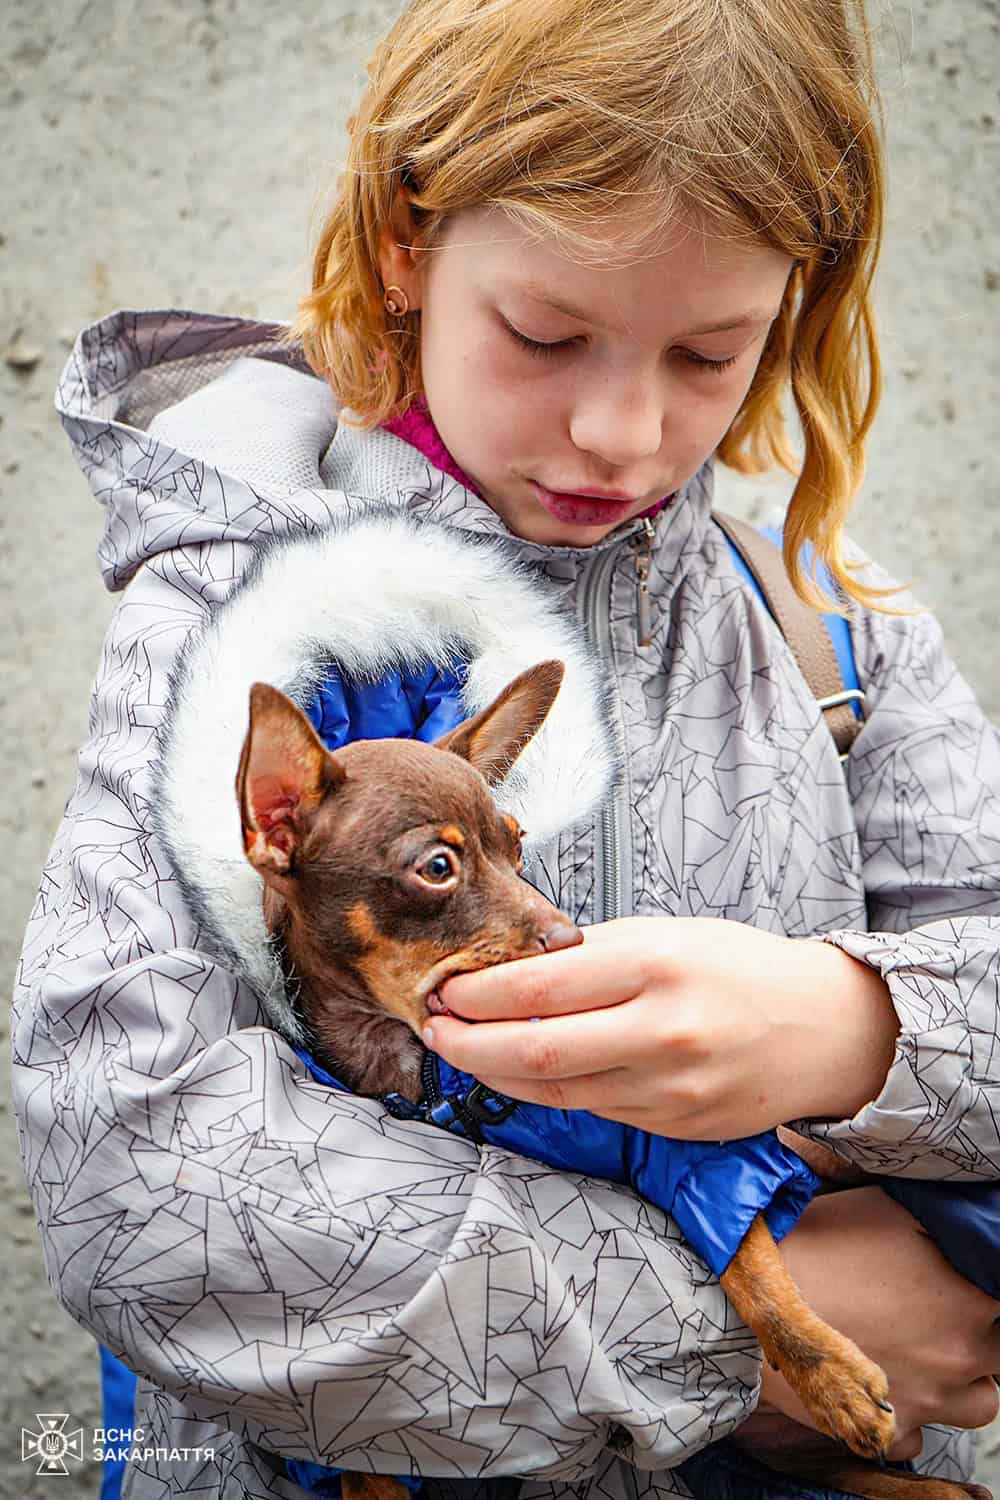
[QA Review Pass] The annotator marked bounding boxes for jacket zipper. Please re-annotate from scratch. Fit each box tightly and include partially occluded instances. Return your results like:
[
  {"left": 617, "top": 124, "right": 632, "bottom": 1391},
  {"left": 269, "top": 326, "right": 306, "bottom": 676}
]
[
  {"left": 633, "top": 516, "right": 656, "bottom": 648},
  {"left": 579, "top": 513, "right": 659, "bottom": 921}
]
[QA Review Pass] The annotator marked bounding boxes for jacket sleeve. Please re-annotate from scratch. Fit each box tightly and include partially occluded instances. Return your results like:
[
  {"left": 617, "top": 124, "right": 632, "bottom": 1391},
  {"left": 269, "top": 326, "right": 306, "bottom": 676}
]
[
  {"left": 801, "top": 560, "right": 1000, "bottom": 1181},
  {"left": 12, "top": 543, "right": 759, "bottom": 1480}
]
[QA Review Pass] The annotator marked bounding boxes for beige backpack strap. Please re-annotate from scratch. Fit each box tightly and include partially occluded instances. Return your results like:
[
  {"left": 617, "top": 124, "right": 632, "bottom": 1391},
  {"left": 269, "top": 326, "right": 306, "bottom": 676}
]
[{"left": 712, "top": 511, "right": 864, "bottom": 759}]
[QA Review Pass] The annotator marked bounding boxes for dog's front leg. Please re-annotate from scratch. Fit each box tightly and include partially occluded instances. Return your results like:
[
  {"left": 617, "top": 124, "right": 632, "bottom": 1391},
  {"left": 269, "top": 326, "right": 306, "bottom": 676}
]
[
  {"left": 720, "top": 1211, "right": 896, "bottom": 1460},
  {"left": 744, "top": 1447, "right": 992, "bottom": 1500}
]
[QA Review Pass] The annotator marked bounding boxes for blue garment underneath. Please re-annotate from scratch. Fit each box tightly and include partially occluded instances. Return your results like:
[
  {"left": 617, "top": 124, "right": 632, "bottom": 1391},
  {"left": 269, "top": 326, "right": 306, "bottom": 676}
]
[
  {"left": 676, "top": 1437, "right": 919, "bottom": 1500},
  {"left": 98, "top": 1344, "right": 137, "bottom": 1500},
  {"left": 305, "top": 658, "right": 470, "bottom": 748}
]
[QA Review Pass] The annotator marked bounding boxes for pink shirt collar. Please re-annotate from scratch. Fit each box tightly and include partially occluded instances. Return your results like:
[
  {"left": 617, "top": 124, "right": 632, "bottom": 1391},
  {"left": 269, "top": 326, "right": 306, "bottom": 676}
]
[{"left": 383, "top": 397, "right": 674, "bottom": 523}]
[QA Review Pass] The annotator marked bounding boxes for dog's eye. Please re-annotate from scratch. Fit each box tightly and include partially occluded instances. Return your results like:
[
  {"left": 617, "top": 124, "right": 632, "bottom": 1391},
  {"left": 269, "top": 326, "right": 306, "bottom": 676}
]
[{"left": 416, "top": 850, "right": 459, "bottom": 886}]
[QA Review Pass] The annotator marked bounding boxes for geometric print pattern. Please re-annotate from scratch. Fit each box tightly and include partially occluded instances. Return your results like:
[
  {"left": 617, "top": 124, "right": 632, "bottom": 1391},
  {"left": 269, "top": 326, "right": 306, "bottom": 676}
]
[{"left": 13, "top": 310, "right": 1000, "bottom": 1495}]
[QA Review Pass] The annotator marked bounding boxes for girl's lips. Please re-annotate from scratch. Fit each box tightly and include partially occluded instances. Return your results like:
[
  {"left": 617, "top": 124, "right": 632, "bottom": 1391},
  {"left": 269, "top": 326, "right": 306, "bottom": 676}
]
[{"left": 528, "top": 480, "right": 638, "bottom": 527}]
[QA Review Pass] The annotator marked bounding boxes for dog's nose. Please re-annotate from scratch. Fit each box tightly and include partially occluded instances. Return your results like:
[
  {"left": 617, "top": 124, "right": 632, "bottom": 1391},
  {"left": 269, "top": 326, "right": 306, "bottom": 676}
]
[{"left": 536, "top": 921, "right": 583, "bottom": 953}]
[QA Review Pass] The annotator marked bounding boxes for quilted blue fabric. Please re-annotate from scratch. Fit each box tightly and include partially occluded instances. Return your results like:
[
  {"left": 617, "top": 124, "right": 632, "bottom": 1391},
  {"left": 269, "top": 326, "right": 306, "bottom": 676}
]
[{"left": 305, "top": 658, "right": 470, "bottom": 747}]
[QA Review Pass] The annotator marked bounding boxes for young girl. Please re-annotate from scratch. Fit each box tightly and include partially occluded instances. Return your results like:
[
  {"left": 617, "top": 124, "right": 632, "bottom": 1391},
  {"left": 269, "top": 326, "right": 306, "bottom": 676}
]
[{"left": 13, "top": 0, "right": 1000, "bottom": 1498}]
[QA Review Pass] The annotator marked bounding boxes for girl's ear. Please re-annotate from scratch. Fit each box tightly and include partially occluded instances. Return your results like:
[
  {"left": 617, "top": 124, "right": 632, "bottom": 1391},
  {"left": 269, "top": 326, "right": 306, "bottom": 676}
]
[{"left": 377, "top": 187, "right": 424, "bottom": 311}]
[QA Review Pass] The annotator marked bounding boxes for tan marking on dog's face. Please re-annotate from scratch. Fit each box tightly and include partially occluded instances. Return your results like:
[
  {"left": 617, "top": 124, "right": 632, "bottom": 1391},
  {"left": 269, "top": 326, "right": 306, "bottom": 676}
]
[
  {"left": 501, "top": 814, "right": 524, "bottom": 871},
  {"left": 353, "top": 937, "right": 451, "bottom": 1034},
  {"left": 346, "top": 902, "right": 378, "bottom": 949},
  {"left": 438, "top": 824, "right": 465, "bottom": 848}
]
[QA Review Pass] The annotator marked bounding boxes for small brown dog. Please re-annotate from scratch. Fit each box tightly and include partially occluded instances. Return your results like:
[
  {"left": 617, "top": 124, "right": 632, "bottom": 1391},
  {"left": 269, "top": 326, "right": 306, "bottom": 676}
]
[{"left": 236, "top": 661, "right": 985, "bottom": 1500}]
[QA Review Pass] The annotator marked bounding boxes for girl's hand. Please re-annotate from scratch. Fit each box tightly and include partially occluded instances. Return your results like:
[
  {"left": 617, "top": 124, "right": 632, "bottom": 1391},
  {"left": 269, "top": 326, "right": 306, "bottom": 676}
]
[
  {"left": 426, "top": 917, "right": 898, "bottom": 1139},
  {"left": 732, "top": 1188, "right": 1000, "bottom": 1460}
]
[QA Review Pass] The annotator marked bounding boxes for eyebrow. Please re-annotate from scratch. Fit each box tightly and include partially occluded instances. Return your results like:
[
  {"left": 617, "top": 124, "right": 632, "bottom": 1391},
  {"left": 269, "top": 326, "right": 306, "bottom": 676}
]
[{"left": 509, "top": 281, "right": 778, "bottom": 336}]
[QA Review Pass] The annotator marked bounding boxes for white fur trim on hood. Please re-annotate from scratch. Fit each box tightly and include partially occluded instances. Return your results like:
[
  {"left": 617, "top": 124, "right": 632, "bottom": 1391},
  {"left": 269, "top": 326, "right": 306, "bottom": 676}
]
[{"left": 153, "top": 506, "right": 620, "bottom": 1041}]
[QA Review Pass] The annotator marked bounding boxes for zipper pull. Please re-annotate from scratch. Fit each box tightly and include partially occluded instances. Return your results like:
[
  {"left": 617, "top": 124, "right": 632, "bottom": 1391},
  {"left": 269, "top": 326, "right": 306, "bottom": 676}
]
[{"left": 634, "top": 516, "right": 656, "bottom": 646}]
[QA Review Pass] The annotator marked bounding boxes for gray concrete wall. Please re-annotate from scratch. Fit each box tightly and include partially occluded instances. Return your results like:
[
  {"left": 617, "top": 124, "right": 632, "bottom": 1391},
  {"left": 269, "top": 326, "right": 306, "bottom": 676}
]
[{"left": 2, "top": 1, "right": 997, "bottom": 1493}]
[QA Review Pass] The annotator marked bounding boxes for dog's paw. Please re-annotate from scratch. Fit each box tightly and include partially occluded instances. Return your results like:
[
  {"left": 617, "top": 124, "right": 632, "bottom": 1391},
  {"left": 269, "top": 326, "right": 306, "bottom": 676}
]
[{"left": 781, "top": 1328, "right": 896, "bottom": 1460}]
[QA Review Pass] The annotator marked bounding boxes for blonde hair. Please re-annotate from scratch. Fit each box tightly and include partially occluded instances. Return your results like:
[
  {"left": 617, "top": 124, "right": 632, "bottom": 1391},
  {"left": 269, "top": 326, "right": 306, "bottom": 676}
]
[{"left": 295, "top": 0, "right": 888, "bottom": 607}]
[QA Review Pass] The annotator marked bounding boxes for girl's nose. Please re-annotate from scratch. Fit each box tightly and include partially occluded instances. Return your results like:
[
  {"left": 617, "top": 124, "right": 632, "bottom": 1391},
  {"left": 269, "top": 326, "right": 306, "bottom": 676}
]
[{"left": 568, "top": 375, "right": 664, "bottom": 468}]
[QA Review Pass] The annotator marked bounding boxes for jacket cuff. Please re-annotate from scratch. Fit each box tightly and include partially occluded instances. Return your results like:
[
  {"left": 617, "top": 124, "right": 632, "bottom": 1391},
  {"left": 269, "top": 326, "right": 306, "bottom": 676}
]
[{"left": 798, "top": 929, "right": 980, "bottom": 1175}]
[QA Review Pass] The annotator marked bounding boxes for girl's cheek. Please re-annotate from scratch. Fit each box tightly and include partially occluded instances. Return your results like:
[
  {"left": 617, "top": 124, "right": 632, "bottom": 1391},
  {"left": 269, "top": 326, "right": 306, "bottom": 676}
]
[
  {"left": 489, "top": 342, "right": 554, "bottom": 384},
  {"left": 686, "top": 374, "right": 753, "bottom": 435}
]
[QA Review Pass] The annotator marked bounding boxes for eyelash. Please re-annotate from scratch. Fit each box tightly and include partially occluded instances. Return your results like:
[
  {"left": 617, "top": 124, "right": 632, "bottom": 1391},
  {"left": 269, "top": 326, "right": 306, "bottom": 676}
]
[{"left": 504, "top": 323, "right": 739, "bottom": 374}]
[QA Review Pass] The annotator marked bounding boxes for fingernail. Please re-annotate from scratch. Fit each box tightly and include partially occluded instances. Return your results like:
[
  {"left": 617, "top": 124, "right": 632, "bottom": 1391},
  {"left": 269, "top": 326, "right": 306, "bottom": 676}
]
[{"left": 422, "top": 1024, "right": 436, "bottom": 1048}]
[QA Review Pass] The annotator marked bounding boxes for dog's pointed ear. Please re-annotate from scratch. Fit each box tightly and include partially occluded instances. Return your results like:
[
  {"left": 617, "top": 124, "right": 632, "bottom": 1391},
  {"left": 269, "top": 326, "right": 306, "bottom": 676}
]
[
  {"left": 236, "top": 683, "right": 346, "bottom": 878},
  {"left": 435, "top": 660, "right": 565, "bottom": 787}
]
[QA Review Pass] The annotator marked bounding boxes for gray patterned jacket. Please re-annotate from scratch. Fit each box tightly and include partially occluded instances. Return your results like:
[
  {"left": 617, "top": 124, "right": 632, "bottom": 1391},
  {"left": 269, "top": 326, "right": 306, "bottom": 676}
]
[{"left": 12, "top": 310, "right": 1000, "bottom": 1498}]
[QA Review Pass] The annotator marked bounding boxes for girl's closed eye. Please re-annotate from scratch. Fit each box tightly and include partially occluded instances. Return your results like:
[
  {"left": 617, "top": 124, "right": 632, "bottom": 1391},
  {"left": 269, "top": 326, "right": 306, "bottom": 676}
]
[
  {"left": 501, "top": 320, "right": 576, "bottom": 359},
  {"left": 501, "top": 318, "right": 740, "bottom": 375},
  {"left": 681, "top": 350, "right": 740, "bottom": 375}
]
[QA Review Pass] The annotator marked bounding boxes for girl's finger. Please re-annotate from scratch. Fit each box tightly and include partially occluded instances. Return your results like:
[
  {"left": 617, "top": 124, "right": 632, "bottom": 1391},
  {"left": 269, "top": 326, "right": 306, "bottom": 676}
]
[
  {"left": 439, "top": 941, "right": 643, "bottom": 1020},
  {"left": 424, "top": 999, "right": 653, "bottom": 1081}
]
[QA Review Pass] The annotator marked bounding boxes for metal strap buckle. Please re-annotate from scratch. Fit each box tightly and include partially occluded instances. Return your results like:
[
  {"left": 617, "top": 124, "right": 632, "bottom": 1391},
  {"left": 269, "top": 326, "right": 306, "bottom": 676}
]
[
  {"left": 816, "top": 687, "right": 867, "bottom": 714},
  {"left": 816, "top": 687, "right": 868, "bottom": 763}
]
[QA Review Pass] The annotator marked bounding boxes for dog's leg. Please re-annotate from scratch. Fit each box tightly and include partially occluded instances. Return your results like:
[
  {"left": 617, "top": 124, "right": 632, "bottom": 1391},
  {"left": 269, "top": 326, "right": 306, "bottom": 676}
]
[
  {"left": 776, "top": 1125, "right": 868, "bottom": 1188},
  {"left": 341, "top": 1473, "right": 415, "bottom": 1500},
  {"left": 752, "top": 1447, "right": 992, "bottom": 1500},
  {"left": 812, "top": 1467, "right": 992, "bottom": 1500},
  {"left": 720, "top": 1212, "right": 896, "bottom": 1460}
]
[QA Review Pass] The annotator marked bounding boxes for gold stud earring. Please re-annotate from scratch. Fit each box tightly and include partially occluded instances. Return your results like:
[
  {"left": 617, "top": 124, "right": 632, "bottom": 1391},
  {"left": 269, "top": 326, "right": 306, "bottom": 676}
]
[{"left": 383, "top": 285, "right": 410, "bottom": 317}]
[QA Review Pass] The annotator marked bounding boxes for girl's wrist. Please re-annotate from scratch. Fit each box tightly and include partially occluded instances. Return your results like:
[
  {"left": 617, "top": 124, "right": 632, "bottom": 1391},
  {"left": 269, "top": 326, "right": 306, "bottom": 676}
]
[{"left": 794, "top": 940, "right": 899, "bottom": 1122}]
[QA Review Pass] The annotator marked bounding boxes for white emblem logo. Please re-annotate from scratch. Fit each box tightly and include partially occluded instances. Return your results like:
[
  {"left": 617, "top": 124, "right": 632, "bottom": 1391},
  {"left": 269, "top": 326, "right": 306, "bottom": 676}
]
[{"left": 20, "top": 1413, "right": 85, "bottom": 1475}]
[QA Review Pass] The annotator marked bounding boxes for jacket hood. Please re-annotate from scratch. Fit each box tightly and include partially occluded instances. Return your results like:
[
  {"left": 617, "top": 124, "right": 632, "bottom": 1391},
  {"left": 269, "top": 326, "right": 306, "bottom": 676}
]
[
  {"left": 56, "top": 309, "right": 345, "bottom": 589},
  {"left": 57, "top": 308, "right": 718, "bottom": 590}
]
